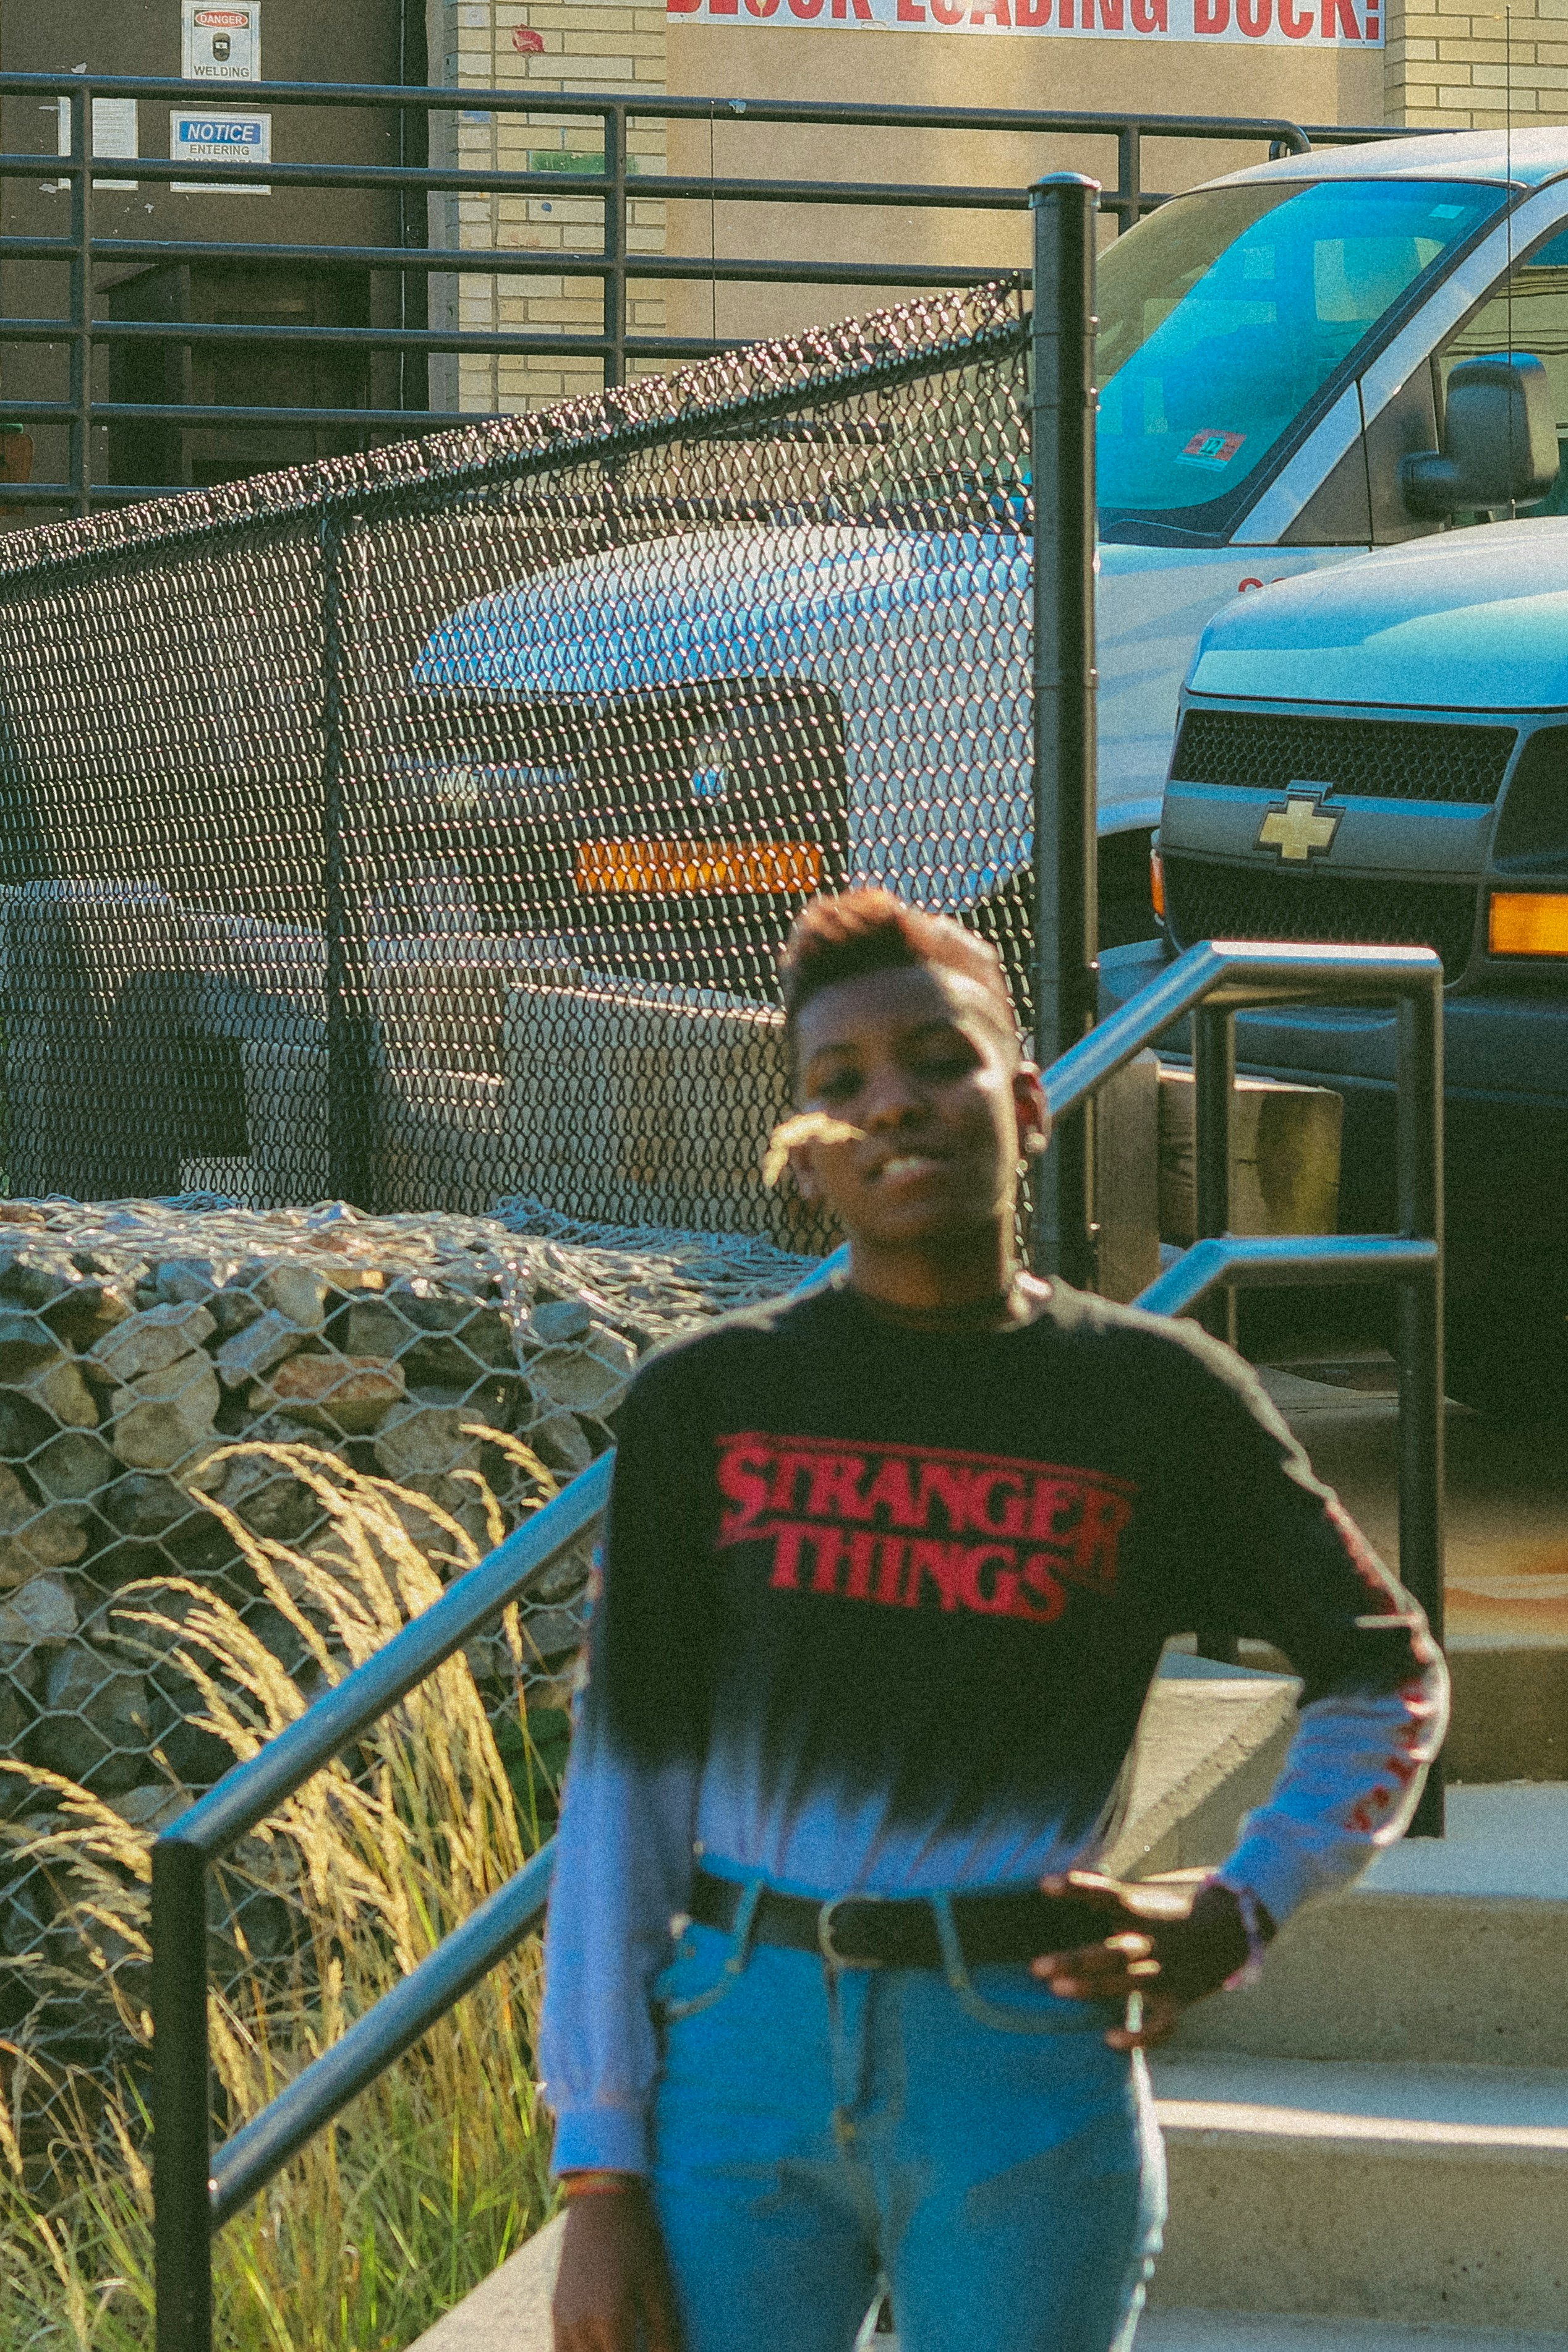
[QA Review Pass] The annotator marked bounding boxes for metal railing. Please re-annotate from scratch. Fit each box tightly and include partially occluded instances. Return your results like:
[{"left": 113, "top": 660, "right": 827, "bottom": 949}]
[
  {"left": 1044, "top": 936, "right": 1446, "bottom": 1716},
  {"left": 0, "top": 70, "right": 1405, "bottom": 514},
  {"left": 148, "top": 931, "right": 1446, "bottom": 2352}
]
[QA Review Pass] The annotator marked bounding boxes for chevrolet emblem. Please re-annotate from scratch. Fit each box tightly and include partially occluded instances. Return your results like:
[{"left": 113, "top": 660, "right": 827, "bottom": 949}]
[{"left": 1256, "top": 791, "right": 1342, "bottom": 863}]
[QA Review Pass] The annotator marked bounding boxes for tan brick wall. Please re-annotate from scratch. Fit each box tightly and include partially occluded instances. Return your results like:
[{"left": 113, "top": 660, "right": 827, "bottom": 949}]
[
  {"left": 428, "top": 0, "right": 667, "bottom": 417},
  {"left": 1386, "top": 0, "right": 1568, "bottom": 127},
  {"left": 428, "top": 0, "right": 1568, "bottom": 414}
]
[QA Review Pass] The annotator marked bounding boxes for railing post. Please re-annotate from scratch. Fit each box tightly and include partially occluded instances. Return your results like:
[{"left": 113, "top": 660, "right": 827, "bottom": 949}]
[
  {"left": 1397, "top": 976, "right": 1446, "bottom": 1836},
  {"left": 1191, "top": 998, "right": 1237, "bottom": 1661},
  {"left": 397, "top": 26, "right": 431, "bottom": 417},
  {"left": 1193, "top": 1000, "right": 1237, "bottom": 1349},
  {"left": 68, "top": 83, "right": 92, "bottom": 516},
  {"left": 1115, "top": 122, "right": 1141, "bottom": 237},
  {"left": 322, "top": 509, "right": 376, "bottom": 1209},
  {"left": 603, "top": 104, "right": 627, "bottom": 390},
  {"left": 1029, "top": 171, "right": 1099, "bottom": 1290},
  {"left": 152, "top": 1837, "right": 213, "bottom": 2352}
]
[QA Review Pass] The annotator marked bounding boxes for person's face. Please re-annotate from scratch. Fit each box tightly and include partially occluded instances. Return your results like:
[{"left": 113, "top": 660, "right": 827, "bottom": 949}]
[{"left": 790, "top": 961, "right": 1048, "bottom": 1253}]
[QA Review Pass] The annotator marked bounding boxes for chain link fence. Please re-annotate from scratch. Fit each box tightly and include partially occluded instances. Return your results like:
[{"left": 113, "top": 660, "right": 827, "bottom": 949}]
[{"left": 0, "top": 281, "right": 1034, "bottom": 2160}]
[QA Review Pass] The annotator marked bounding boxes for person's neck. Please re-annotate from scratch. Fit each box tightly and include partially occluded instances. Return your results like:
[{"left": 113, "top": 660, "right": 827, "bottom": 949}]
[{"left": 845, "top": 1227, "right": 1025, "bottom": 1323}]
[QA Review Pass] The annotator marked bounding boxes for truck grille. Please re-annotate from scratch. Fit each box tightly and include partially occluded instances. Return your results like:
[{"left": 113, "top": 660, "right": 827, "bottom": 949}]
[
  {"left": 1163, "top": 854, "right": 1478, "bottom": 979},
  {"left": 1172, "top": 709, "right": 1515, "bottom": 806}
]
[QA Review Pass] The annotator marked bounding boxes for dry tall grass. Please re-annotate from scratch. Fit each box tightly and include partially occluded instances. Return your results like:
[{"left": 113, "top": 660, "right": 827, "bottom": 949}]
[{"left": 0, "top": 1438, "right": 569, "bottom": 2351}]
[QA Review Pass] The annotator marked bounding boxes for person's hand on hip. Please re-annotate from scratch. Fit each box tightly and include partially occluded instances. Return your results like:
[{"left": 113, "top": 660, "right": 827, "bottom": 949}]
[{"left": 1031, "top": 1870, "right": 1268, "bottom": 2050}]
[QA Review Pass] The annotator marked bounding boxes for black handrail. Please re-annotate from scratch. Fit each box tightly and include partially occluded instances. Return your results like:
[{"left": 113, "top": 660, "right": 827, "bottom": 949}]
[
  {"left": 0, "top": 71, "right": 1412, "bottom": 514},
  {"left": 209, "top": 1844, "right": 557, "bottom": 2228},
  {"left": 149, "top": 932, "right": 1445, "bottom": 2352},
  {"left": 1047, "top": 936, "right": 1446, "bottom": 1702},
  {"left": 150, "top": 1452, "right": 615, "bottom": 2352}
]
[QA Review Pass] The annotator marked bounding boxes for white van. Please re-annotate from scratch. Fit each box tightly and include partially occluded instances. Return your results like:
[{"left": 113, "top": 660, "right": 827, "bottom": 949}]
[{"left": 409, "top": 125, "right": 1568, "bottom": 957}]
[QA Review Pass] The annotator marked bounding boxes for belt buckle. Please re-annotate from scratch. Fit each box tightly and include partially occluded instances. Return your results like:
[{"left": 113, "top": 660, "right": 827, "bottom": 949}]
[{"left": 817, "top": 1893, "right": 885, "bottom": 1970}]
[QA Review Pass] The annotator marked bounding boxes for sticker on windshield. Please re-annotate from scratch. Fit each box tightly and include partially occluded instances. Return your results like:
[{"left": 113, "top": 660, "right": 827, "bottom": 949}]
[{"left": 1178, "top": 427, "right": 1247, "bottom": 471}]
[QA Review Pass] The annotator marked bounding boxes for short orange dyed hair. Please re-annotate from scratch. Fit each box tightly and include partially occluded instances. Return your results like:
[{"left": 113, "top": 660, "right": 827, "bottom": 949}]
[{"left": 778, "top": 887, "right": 1018, "bottom": 1046}]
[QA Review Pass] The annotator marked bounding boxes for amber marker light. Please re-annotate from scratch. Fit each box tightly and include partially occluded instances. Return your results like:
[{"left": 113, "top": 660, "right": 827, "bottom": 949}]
[
  {"left": 1488, "top": 890, "right": 1568, "bottom": 958},
  {"left": 576, "top": 840, "right": 822, "bottom": 895},
  {"left": 1150, "top": 847, "right": 1166, "bottom": 921}
]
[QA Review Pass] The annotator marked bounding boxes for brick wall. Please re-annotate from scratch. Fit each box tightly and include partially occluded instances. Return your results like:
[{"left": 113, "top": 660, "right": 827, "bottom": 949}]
[
  {"left": 1387, "top": 0, "right": 1568, "bottom": 128},
  {"left": 428, "top": 0, "right": 667, "bottom": 417}
]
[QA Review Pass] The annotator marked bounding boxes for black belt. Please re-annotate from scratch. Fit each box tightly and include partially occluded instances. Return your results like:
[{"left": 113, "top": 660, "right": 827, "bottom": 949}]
[{"left": 689, "top": 1867, "right": 1105, "bottom": 1971}]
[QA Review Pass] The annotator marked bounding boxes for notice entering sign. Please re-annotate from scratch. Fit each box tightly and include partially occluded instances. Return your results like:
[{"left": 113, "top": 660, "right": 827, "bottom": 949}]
[{"left": 171, "top": 110, "right": 271, "bottom": 194}]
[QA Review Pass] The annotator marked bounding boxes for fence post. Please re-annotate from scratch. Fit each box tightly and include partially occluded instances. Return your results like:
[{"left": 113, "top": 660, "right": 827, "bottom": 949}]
[
  {"left": 1029, "top": 173, "right": 1099, "bottom": 1289},
  {"left": 322, "top": 510, "right": 375, "bottom": 1208},
  {"left": 1398, "top": 977, "right": 1446, "bottom": 1836},
  {"left": 152, "top": 1837, "right": 213, "bottom": 2352},
  {"left": 68, "top": 84, "right": 91, "bottom": 516}
]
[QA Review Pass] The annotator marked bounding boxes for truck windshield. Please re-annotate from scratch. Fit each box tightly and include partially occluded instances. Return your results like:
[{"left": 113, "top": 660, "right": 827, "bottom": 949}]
[{"left": 1096, "top": 177, "right": 1504, "bottom": 528}]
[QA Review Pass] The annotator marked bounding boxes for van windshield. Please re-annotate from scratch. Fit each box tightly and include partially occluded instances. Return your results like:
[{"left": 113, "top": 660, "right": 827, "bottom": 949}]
[{"left": 1096, "top": 177, "right": 1504, "bottom": 529}]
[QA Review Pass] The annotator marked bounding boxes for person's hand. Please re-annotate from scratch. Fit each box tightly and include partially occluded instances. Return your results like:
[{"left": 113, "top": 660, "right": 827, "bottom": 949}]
[
  {"left": 1030, "top": 1872, "right": 1265, "bottom": 2051},
  {"left": 552, "top": 2178, "right": 681, "bottom": 2352}
]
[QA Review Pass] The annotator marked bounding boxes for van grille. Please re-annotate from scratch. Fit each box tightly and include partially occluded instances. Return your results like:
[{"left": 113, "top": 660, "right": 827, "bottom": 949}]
[
  {"left": 1172, "top": 709, "right": 1515, "bottom": 806},
  {"left": 1163, "top": 854, "right": 1478, "bottom": 979}
]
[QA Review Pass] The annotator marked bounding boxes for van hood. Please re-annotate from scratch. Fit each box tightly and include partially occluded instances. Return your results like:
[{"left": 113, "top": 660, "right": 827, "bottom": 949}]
[
  {"left": 411, "top": 526, "right": 1029, "bottom": 699},
  {"left": 1187, "top": 518, "right": 1568, "bottom": 712}
]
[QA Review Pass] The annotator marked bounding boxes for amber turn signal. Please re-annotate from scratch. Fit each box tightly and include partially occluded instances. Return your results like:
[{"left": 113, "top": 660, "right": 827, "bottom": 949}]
[
  {"left": 576, "top": 840, "right": 822, "bottom": 895},
  {"left": 1150, "top": 848, "right": 1166, "bottom": 921},
  {"left": 1488, "top": 890, "right": 1568, "bottom": 958}
]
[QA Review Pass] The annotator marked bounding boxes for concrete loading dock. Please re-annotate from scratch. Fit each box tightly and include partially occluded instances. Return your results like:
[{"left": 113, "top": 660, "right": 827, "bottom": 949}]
[{"left": 0, "top": 880, "right": 1344, "bottom": 1305}]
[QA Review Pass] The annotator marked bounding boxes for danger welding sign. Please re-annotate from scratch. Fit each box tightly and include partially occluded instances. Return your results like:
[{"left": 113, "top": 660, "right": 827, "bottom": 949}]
[
  {"left": 667, "top": 0, "right": 1381, "bottom": 40},
  {"left": 183, "top": 2, "right": 262, "bottom": 80}
]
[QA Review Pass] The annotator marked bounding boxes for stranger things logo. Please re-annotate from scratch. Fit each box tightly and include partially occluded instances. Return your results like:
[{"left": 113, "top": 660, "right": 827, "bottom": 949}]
[{"left": 715, "top": 1431, "right": 1138, "bottom": 1627}]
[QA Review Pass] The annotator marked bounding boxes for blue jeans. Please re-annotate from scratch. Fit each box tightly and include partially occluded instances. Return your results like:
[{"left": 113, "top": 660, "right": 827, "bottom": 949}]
[{"left": 649, "top": 1898, "right": 1166, "bottom": 2352}]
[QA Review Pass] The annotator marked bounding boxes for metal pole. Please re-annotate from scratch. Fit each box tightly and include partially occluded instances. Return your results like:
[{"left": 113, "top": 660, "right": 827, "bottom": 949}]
[
  {"left": 603, "top": 104, "right": 626, "bottom": 390},
  {"left": 1193, "top": 1001, "right": 1237, "bottom": 1349},
  {"left": 1115, "top": 124, "right": 1141, "bottom": 237},
  {"left": 67, "top": 85, "right": 91, "bottom": 515},
  {"left": 1191, "top": 1000, "right": 1237, "bottom": 1661},
  {"left": 1029, "top": 171, "right": 1099, "bottom": 1289},
  {"left": 1397, "top": 977, "right": 1446, "bottom": 1836},
  {"left": 152, "top": 1838, "right": 213, "bottom": 2352},
  {"left": 322, "top": 511, "right": 375, "bottom": 1208},
  {"left": 398, "top": 13, "right": 431, "bottom": 417}
]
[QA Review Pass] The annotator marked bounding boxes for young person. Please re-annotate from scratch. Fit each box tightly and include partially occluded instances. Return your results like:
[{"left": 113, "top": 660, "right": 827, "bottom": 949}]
[{"left": 540, "top": 888, "right": 1447, "bottom": 2352}]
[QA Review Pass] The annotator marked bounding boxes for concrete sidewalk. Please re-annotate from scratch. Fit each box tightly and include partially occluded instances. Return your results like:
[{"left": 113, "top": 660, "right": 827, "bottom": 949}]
[
  {"left": 409, "top": 1784, "right": 1568, "bottom": 2352},
  {"left": 1260, "top": 1368, "right": 1568, "bottom": 1781},
  {"left": 406, "top": 2213, "right": 1568, "bottom": 2352}
]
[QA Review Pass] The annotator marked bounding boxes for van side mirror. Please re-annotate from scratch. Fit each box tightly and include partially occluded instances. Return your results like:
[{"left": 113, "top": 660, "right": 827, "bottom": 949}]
[{"left": 1401, "top": 353, "right": 1561, "bottom": 518}]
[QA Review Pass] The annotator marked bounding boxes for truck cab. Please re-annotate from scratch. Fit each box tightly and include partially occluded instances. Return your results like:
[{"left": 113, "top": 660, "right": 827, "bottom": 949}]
[{"left": 1135, "top": 514, "right": 1568, "bottom": 1415}]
